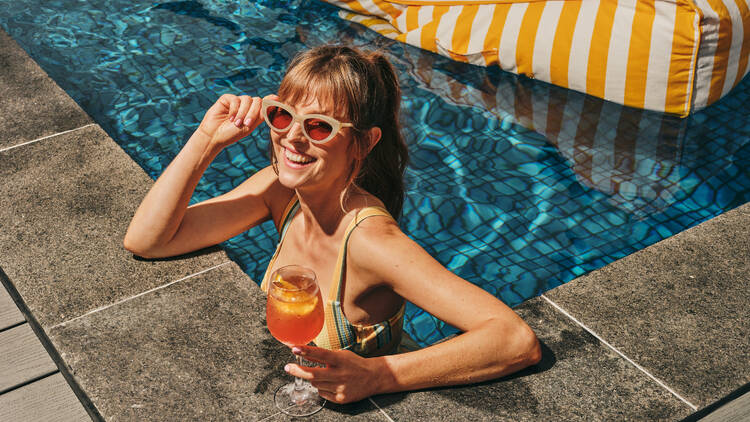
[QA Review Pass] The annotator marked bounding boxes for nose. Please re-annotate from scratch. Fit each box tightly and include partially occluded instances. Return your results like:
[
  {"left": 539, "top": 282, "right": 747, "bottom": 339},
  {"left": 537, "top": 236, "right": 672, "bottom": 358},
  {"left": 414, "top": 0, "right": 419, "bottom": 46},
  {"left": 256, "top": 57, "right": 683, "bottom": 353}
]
[{"left": 286, "top": 120, "right": 307, "bottom": 143}]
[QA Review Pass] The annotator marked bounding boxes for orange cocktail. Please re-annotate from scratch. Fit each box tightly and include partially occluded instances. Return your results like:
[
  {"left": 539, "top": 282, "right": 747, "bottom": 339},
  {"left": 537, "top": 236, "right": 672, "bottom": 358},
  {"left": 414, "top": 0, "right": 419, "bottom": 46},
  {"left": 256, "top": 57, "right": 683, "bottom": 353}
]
[
  {"left": 265, "top": 265, "right": 326, "bottom": 416},
  {"left": 266, "top": 273, "right": 324, "bottom": 346}
]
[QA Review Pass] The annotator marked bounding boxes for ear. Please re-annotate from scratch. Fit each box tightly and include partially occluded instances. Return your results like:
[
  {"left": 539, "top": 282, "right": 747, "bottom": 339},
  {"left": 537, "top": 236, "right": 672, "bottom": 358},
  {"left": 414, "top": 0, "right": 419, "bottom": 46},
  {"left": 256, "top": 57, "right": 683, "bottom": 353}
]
[
  {"left": 367, "top": 126, "right": 382, "bottom": 153},
  {"left": 352, "top": 127, "right": 382, "bottom": 160}
]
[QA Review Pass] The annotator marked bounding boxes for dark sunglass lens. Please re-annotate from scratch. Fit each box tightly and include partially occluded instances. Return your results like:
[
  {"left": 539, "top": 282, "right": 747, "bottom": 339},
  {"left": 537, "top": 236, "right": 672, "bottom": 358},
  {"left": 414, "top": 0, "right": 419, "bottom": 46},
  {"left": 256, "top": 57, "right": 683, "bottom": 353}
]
[
  {"left": 304, "top": 119, "right": 334, "bottom": 141},
  {"left": 268, "top": 106, "right": 292, "bottom": 129}
]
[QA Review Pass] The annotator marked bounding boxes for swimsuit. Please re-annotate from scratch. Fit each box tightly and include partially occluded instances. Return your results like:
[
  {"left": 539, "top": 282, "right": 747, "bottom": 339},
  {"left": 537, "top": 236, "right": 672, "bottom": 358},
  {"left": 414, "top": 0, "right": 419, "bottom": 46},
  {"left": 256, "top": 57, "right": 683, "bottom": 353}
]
[{"left": 261, "top": 197, "right": 405, "bottom": 357}]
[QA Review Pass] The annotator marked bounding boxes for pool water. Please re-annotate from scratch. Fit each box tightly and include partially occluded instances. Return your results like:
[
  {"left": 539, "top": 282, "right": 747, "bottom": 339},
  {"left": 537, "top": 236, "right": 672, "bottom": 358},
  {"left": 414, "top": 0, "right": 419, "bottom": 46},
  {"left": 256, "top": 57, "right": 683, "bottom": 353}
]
[{"left": 2, "top": 0, "right": 749, "bottom": 346}]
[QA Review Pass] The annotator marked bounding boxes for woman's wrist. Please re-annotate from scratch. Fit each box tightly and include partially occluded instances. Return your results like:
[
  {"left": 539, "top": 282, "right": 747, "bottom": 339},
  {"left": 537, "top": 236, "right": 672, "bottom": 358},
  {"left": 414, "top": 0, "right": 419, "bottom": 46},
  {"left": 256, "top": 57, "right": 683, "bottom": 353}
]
[
  {"left": 370, "top": 355, "right": 401, "bottom": 395},
  {"left": 190, "top": 127, "right": 223, "bottom": 153},
  {"left": 184, "top": 129, "right": 227, "bottom": 167}
]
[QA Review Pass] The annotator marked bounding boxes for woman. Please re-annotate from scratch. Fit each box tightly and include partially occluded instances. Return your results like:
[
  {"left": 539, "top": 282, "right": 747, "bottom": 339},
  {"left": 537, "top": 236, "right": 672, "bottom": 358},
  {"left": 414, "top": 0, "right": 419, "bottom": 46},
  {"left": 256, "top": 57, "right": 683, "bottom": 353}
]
[{"left": 124, "top": 45, "right": 541, "bottom": 404}]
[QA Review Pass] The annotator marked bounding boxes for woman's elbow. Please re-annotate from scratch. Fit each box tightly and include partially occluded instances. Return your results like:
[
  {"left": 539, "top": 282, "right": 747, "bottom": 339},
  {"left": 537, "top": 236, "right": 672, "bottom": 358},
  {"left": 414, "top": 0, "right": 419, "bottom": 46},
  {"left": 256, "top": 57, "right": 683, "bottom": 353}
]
[
  {"left": 519, "top": 325, "right": 542, "bottom": 367},
  {"left": 123, "top": 236, "right": 146, "bottom": 257},
  {"left": 123, "top": 233, "right": 161, "bottom": 259},
  {"left": 484, "top": 318, "right": 541, "bottom": 374},
  {"left": 500, "top": 321, "right": 541, "bottom": 370}
]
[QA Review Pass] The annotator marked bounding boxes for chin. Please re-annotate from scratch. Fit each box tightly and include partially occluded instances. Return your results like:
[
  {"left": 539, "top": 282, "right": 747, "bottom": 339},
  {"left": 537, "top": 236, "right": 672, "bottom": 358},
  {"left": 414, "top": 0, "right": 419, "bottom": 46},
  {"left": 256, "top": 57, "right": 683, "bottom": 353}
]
[
  {"left": 277, "top": 172, "right": 304, "bottom": 189},
  {"left": 277, "top": 168, "right": 318, "bottom": 190}
]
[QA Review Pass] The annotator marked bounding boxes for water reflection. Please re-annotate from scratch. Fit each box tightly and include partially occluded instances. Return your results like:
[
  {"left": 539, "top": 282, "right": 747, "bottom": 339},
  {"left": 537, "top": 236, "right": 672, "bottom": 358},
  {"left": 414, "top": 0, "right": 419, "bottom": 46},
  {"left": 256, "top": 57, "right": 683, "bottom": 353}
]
[
  {"left": 368, "top": 38, "right": 750, "bottom": 344},
  {"left": 394, "top": 47, "right": 728, "bottom": 219},
  {"left": 2, "top": 0, "right": 747, "bottom": 346}
]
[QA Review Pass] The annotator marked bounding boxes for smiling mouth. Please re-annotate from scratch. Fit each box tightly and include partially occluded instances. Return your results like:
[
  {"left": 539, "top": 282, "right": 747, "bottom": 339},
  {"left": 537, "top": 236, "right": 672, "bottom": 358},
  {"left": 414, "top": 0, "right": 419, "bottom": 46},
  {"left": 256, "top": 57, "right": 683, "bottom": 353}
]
[{"left": 283, "top": 147, "right": 316, "bottom": 165}]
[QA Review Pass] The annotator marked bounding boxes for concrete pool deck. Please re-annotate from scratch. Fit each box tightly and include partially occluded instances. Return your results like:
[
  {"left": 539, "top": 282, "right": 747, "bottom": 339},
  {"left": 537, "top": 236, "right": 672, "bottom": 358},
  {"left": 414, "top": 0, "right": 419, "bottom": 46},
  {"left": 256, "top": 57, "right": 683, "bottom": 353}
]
[{"left": 1, "top": 28, "right": 748, "bottom": 421}]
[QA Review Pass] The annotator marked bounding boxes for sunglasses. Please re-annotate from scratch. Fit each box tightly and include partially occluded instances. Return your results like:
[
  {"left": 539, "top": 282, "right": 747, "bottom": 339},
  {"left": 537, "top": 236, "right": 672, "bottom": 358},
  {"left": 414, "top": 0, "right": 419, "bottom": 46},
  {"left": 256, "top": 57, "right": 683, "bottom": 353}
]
[{"left": 261, "top": 98, "right": 353, "bottom": 144}]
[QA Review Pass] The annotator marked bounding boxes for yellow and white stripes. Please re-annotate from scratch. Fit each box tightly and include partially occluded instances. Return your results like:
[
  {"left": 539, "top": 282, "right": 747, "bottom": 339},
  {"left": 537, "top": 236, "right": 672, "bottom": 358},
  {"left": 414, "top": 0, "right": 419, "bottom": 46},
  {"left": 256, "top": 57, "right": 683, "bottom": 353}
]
[
  {"left": 623, "top": 0, "right": 656, "bottom": 110},
  {"left": 531, "top": 1, "right": 564, "bottom": 83},
  {"left": 644, "top": 1, "right": 678, "bottom": 114},
  {"left": 330, "top": 0, "right": 750, "bottom": 116},
  {"left": 604, "top": 0, "right": 637, "bottom": 104},
  {"left": 567, "top": 1, "right": 599, "bottom": 97}
]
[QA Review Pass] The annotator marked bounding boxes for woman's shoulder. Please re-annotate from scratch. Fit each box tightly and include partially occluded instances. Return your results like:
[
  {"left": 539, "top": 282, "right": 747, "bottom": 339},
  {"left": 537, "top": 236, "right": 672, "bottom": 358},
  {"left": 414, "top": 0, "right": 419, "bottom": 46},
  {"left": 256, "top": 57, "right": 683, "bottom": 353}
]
[
  {"left": 345, "top": 188, "right": 400, "bottom": 233},
  {"left": 235, "top": 166, "right": 295, "bottom": 229},
  {"left": 346, "top": 208, "right": 408, "bottom": 264}
]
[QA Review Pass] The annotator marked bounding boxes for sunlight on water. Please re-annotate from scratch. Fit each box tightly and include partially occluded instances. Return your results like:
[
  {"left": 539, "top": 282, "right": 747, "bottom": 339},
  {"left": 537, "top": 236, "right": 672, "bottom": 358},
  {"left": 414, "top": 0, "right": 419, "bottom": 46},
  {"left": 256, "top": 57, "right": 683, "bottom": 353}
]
[{"left": 2, "top": 0, "right": 748, "bottom": 345}]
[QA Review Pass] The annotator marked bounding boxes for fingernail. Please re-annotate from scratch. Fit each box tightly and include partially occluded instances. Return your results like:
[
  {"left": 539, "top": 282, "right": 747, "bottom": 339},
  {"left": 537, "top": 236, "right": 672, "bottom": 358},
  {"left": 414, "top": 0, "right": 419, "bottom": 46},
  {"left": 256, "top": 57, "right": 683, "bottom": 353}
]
[
  {"left": 284, "top": 364, "right": 291, "bottom": 372},
  {"left": 244, "top": 118, "right": 252, "bottom": 126},
  {"left": 292, "top": 347, "right": 302, "bottom": 355}
]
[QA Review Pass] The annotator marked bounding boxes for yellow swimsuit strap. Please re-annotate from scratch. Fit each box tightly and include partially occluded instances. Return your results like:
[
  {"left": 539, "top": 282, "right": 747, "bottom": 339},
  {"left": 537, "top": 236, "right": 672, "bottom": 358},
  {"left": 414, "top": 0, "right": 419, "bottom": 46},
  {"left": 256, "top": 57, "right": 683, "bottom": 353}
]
[
  {"left": 315, "top": 206, "right": 405, "bottom": 355},
  {"left": 260, "top": 197, "right": 300, "bottom": 292}
]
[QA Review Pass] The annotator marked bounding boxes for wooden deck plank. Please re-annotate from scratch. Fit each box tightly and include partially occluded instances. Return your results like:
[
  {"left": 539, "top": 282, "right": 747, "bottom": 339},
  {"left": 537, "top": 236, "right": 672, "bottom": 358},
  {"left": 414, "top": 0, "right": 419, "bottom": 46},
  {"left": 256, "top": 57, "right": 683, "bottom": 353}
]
[
  {"left": 0, "top": 323, "right": 57, "bottom": 393},
  {"left": 702, "top": 391, "right": 750, "bottom": 422},
  {"left": 0, "top": 372, "right": 90, "bottom": 422},
  {"left": 0, "top": 284, "right": 25, "bottom": 330}
]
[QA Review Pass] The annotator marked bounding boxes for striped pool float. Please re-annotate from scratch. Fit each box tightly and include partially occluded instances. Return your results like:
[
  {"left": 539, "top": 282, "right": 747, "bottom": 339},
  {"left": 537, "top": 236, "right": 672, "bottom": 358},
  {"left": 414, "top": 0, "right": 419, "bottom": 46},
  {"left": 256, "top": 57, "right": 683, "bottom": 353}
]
[{"left": 325, "top": 0, "right": 750, "bottom": 117}]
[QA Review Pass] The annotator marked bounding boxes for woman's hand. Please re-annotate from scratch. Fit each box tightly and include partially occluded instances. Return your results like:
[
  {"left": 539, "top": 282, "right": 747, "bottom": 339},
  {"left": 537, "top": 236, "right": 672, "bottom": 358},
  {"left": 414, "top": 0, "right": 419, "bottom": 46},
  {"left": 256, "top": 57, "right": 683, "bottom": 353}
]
[
  {"left": 285, "top": 345, "right": 391, "bottom": 404},
  {"left": 197, "top": 94, "right": 264, "bottom": 148}
]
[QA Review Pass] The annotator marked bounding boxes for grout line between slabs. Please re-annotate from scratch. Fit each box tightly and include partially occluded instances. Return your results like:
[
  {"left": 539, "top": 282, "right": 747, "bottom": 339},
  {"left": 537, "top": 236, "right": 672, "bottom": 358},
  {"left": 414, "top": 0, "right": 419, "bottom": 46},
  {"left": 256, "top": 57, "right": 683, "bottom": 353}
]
[
  {"left": 0, "top": 123, "right": 97, "bottom": 153},
  {"left": 257, "top": 411, "right": 281, "bottom": 421},
  {"left": 369, "top": 397, "right": 396, "bottom": 422},
  {"left": 540, "top": 294, "right": 698, "bottom": 411},
  {"left": 50, "top": 261, "right": 232, "bottom": 330}
]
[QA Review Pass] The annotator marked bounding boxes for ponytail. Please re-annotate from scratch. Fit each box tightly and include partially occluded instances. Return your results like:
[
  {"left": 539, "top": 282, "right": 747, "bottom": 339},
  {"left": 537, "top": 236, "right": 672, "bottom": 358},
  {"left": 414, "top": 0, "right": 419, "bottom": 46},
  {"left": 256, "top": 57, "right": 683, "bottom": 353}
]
[{"left": 355, "top": 53, "right": 408, "bottom": 219}]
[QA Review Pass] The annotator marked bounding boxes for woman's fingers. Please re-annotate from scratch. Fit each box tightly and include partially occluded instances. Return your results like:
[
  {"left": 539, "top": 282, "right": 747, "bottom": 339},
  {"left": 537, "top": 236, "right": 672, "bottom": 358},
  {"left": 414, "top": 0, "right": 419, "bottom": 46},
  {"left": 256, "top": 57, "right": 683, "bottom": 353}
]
[
  {"left": 284, "top": 363, "right": 329, "bottom": 381},
  {"left": 234, "top": 95, "right": 252, "bottom": 127},
  {"left": 310, "top": 381, "right": 342, "bottom": 393},
  {"left": 314, "top": 383, "right": 355, "bottom": 404},
  {"left": 285, "top": 347, "right": 373, "bottom": 404},
  {"left": 246, "top": 96, "right": 262, "bottom": 127},
  {"left": 292, "top": 345, "right": 342, "bottom": 366},
  {"left": 229, "top": 96, "right": 263, "bottom": 129},
  {"left": 316, "top": 389, "right": 347, "bottom": 404},
  {"left": 226, "top": 95, "right": 241, "bottom": 123},
  {"left": 216, "top": 93, "right": 233, "bottom": 111},
  {"left": 197, "top": 94, "right": 265, "bottom": 146}
]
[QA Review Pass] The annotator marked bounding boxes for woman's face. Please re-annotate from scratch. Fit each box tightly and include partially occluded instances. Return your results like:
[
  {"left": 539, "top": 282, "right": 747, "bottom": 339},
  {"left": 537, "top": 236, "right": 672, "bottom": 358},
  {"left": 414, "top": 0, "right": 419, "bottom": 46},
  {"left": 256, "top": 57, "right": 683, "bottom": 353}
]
[{"left": 270, "top": 96, "right": 356, "bottom": 194}]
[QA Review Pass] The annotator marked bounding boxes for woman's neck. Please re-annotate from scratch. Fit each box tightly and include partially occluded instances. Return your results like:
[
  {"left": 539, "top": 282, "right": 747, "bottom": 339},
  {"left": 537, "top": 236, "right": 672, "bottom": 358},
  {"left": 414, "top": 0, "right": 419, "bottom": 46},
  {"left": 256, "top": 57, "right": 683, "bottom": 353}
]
[{"left": 294, "top": 187, "right": 351, "bottom": 237}]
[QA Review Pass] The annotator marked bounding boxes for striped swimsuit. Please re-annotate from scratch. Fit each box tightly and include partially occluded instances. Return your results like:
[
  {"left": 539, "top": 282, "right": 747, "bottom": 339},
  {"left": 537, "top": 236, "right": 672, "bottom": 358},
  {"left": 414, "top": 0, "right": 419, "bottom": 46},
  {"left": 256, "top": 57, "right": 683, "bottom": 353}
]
[{"left": 260, "top": 198, "right": 405, "bottom": 357}]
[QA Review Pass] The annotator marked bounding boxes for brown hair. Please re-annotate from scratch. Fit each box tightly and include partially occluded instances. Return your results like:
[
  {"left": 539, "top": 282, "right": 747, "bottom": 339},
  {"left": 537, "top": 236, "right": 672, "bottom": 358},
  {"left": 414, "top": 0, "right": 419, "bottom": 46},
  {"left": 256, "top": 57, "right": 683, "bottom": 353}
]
[{"left": 269, "top": 45, "right": 409, "bottom": 219}]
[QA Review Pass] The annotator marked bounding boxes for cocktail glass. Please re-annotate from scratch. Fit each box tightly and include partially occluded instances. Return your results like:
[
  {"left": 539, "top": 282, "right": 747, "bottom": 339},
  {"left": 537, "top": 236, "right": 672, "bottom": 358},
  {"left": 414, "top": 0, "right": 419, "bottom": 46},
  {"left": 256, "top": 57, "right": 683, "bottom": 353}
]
[{"left": 266, "top": 265, "right": 325, "bottom": 416}]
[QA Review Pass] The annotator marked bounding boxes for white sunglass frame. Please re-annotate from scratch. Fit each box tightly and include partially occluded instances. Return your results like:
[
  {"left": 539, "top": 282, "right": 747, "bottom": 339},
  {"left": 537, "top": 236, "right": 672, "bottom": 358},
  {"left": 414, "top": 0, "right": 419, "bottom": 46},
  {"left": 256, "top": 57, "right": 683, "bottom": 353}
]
[{"left": 261, "top": 98, "right": 353, "bottom": 144}]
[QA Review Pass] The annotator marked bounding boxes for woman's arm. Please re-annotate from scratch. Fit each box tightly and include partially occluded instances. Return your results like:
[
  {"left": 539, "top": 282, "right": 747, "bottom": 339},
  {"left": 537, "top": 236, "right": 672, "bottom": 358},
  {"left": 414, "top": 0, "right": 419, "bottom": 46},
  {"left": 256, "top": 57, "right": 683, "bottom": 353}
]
[
  {"left": 285, "top": 218, "right": 541, "bottom": 403},
  {"left": 124, "top": 94, "right": 279, "bottom": 258},
  {"left": 363, "top": 220, "right": 541, "bottom": 390}
]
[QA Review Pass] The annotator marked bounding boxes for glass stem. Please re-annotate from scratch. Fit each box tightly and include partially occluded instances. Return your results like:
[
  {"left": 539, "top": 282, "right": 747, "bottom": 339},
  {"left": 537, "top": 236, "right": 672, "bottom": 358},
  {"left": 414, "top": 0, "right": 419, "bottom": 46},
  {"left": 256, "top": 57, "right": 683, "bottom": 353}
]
[
  {"left": 294, "top": 354, "right": 304, "bottom": 391},
  {"left": 291, "top": 353, "right": 305, "bottom": 404}
]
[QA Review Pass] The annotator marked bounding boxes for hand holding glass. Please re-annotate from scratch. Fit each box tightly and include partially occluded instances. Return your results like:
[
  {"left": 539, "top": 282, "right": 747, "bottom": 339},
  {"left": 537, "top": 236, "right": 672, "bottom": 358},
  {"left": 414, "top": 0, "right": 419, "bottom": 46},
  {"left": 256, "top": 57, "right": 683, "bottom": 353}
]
[{"left": 266, "top": 265, "right": 325, "bottom": 416}]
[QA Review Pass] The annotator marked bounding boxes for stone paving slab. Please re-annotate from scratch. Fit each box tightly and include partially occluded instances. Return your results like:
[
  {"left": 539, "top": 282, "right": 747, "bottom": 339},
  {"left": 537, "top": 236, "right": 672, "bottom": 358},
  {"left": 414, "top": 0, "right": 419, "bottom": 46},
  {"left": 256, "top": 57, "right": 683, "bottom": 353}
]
[
  {"left": 50, "top": 257, "right": 689, "bottom": 422},
  {"left": 258, "top": 400, "right": 390, "bottom": 422},
  {"left": 371, "top": 297, "right": 693, "bottom": 421},
  {"left": 0, "top": 125, "right": 227, "bottom": 328},
  {"left": 47, "top": 263, "right": 386, "bottom": 421},
  {"left": 545, "top": 202, "right": 750, "bottom": 410},
  {"left": 0, "top": 29, "right": 91, "bottom": 150}
]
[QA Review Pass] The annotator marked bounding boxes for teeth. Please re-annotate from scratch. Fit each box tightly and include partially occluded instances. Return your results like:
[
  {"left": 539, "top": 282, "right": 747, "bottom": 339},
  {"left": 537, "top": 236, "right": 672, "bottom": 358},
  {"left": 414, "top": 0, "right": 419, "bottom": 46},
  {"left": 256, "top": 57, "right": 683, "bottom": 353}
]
[{"left": 284, "top": 148, "right": 314, "bottom": 164}]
